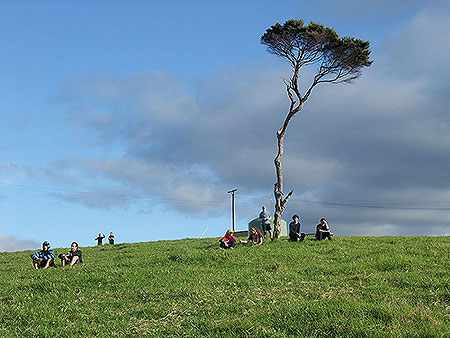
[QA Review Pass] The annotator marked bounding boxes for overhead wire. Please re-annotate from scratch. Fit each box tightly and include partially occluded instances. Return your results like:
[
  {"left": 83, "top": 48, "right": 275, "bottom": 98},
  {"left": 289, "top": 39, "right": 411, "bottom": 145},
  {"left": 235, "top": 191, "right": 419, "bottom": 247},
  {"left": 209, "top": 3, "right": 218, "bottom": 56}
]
[
  {"left": 0, "top": 182, "right": 226, "bottom": 206},
  {"left": 1, "top": 182, "right": 450, "bottom": 211}
]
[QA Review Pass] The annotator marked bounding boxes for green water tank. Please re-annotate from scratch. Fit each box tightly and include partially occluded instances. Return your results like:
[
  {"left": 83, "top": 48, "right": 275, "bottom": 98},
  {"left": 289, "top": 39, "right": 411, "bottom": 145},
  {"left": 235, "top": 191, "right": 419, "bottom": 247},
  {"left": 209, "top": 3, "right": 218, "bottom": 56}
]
[{"left": 247, "top": 217, "right": 287, "bottom": 237}]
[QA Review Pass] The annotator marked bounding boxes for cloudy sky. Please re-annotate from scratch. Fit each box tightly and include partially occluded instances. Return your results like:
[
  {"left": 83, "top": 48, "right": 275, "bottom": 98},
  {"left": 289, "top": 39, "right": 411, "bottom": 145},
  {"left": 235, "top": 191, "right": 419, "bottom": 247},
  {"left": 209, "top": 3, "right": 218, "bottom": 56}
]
[{"left": 1, "top": 0, "right": 449, "bottom": 252}]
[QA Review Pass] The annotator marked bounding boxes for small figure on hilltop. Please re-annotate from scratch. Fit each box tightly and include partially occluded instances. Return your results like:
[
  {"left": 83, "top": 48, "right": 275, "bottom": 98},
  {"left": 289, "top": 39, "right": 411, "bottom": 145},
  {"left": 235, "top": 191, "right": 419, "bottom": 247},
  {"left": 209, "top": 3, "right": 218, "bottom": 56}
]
[
  {"left": 316, "top": 218, "right": 333, "bottom": 241},
  {"left": 108, "top": 232, "right": 115, "bottom": 245},
  {"left": 95, "top": 233, "right": 106, "bottom": 246},
  {"left": 289, "top": 214, "right": 305, "bottom": 242},
  {"left": 30, "top": 241, "right": 55, "bottom": 269},
  {"left": 219, "top": 229, "right": 236, "bottom": 249},
  {"left": 240, "top": 227, "right": 264, "bottom": 245},
  {"left": 259, "top": 206, "right": 272, "bottom": 239},
  {"left": 59, "top": 241, "right": 83, "bottom": 266}
]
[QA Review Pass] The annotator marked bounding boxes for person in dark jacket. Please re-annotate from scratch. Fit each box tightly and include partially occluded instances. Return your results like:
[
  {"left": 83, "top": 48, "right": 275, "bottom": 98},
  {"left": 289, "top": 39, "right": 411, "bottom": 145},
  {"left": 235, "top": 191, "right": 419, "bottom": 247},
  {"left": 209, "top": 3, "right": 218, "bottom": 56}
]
[
  {"left": 30, "top": 241, "right": 55, "bottom": 269},
  {"left": 289, "top": 214, "right": 305, "bottom": 242},
  {"left": 59, "top": 242, "right": 83, "bottom": 266},
  {"left": 108, "top": 232, "right": 115, "bottom": 245},
  {"left": 316, "top": 218, "right": 332, "bottom": 240},
  {"left": 95, "top": 233, "right": 106, "bottom": 245}
]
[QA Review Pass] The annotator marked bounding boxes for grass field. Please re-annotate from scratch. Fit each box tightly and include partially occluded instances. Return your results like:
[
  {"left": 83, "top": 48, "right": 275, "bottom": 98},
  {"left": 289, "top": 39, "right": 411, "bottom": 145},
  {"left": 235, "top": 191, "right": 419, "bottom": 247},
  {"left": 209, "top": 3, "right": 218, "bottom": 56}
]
[{"left": 0, "top": 236, "right": 449, "bottom": 337}]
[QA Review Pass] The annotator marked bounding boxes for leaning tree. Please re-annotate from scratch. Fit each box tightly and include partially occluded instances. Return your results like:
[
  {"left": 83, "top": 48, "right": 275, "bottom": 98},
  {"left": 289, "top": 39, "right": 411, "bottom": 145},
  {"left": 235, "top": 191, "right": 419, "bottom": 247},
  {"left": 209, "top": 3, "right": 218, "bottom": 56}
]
[{"left": 261, "top": 19, "right": 372, "bottom": 238}]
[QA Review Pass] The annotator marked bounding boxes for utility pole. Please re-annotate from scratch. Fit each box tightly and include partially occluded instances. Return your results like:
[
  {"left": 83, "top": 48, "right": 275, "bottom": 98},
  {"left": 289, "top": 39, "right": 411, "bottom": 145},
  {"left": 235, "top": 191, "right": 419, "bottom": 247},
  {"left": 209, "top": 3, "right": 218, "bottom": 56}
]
[{"left": 227, "top": 189, "right": 237, "bottom": 232}]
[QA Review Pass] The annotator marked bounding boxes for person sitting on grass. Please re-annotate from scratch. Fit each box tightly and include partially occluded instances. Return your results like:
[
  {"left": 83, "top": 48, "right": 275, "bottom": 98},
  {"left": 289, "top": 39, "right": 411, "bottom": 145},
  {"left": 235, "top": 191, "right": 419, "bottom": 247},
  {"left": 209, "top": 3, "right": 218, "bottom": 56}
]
[
  {"left": 316, "top": 218, "right": 333, "bottom": 241},
  {"left": 58, "top": 241, "right": 83, "bottom": 266},
  {"left": 289, "top": 214, "right": 305, "bottom": 242},
  {"left": 219, "top": 229, "right": 236, "bottom": 249},
  {"left": 239, "top": 227, "right": 264, "bottom": 245},
  {"left": 30, "top": 241, "right": 55, "bottom": 269}
]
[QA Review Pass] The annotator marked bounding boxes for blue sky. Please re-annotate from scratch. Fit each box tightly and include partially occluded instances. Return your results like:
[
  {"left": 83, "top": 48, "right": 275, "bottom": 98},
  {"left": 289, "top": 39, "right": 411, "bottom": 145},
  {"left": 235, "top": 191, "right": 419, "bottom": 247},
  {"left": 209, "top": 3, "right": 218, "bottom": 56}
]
[{"left": 1, "top": 0, "right": 450, "bottom": 251}]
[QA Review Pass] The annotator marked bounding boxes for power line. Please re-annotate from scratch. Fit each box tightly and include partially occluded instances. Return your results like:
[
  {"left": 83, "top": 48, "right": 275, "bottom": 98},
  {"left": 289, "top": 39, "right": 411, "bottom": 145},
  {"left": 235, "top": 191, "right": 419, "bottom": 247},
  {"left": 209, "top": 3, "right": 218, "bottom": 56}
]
[
  {"left": 288, "top": 199, "right": 450, "bottom": 211},
  {"left": 0, "top": 182, "right": 226, "bottom": 206},
  {"left": 1, "top": 182, "right": 450, "bottom": 211}
]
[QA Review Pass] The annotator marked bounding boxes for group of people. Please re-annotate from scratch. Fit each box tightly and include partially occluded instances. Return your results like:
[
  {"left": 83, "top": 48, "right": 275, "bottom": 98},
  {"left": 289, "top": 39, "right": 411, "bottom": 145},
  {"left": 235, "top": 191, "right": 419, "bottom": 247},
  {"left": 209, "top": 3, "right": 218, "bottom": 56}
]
[
  {"left": 95, "top": 232, "right": 115, "bottom": 245},
  {"left": 30, "top": 231, "right": 116, "bottom": 269},
  {"left": 29, "top": 212, "right": 332, "bottom": 267},
  {"left": 219, "top": 227, "right": 265, "bottom": 249},
  {"left": 219, "top": 206, "right": 333, "bottom": 249},
  {"left": 289, "top": 215, "right": 333, "bottom": 242},
  {"left": 30, "top": 240, "right": 82, "bottom": 269}
]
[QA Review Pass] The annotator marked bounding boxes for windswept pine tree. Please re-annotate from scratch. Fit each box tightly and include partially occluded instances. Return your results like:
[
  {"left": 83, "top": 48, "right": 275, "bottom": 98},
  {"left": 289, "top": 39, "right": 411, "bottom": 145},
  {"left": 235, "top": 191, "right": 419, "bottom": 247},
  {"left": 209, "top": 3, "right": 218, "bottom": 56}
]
[{"left": 261, "top": 19, "right": 372, "bottom": 237}]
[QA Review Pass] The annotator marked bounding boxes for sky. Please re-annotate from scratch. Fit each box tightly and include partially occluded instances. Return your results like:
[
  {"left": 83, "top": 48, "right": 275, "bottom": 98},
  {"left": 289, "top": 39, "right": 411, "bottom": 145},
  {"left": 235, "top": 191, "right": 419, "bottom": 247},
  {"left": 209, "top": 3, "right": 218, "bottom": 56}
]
[{"left": 1, "top": 0, "right": 450, "bottom": 252}]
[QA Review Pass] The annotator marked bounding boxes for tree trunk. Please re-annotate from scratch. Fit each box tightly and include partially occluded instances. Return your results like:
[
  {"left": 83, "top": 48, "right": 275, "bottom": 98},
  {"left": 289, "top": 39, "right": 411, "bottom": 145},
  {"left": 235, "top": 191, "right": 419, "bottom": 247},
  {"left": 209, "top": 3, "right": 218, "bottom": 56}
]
[{"left": 272, "top": 99, "right": 302, "bottom": 238}]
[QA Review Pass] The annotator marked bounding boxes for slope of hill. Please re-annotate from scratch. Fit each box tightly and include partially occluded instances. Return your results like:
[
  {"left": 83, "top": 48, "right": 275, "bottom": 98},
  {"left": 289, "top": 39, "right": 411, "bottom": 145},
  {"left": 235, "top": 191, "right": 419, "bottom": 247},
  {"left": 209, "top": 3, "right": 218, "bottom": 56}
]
[{"left": 0, "top": 236, "right": 449, "bottom": 337}]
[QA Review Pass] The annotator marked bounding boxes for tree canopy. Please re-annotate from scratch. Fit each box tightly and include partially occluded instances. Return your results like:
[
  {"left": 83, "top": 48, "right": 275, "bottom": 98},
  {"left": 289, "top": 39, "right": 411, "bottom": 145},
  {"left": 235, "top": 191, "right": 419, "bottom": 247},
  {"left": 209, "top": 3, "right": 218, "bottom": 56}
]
[{"left": 261, "top": 20, "right": 372, "bottom": 89}]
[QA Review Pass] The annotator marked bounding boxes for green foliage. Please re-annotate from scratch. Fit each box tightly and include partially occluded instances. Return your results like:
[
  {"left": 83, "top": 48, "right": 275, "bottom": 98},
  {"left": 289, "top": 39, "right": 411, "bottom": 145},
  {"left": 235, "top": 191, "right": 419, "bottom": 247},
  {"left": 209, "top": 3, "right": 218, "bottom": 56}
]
[
  {"left": 0, "top": 237, "right": 449, "bottom": 337},
  {"left": 261, "top": 19, "right": 372, "bottom": 83}
]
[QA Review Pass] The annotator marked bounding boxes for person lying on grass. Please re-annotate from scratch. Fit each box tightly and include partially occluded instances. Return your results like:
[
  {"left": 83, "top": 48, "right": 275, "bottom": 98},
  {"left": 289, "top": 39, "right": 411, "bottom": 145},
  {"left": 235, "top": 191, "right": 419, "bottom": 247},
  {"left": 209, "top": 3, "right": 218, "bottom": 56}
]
[
  {"left": 239, "top": 227, "right": 264, "bottom": 245},
  {"left": 289, "top": 214, "right": 305, "bottom": 242},
  {"left": 30, "top": 241, "right": 55, "bottom": 269},
  {"left": 316, "top": 218, "right": 333, "bottom": 241},
  {"left": 58, "top": 241, "right": 83, "bottom": 266},
  {"left": 219, "top": 229, "right": 236, "bottom": 249}
]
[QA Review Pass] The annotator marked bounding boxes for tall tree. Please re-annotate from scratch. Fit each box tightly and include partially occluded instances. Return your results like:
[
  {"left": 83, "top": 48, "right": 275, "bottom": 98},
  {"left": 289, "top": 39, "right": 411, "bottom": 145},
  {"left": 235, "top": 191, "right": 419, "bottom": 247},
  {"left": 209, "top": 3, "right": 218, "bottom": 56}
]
[{"left": 261, "top": 19, "right": 372, "bottom": 238}]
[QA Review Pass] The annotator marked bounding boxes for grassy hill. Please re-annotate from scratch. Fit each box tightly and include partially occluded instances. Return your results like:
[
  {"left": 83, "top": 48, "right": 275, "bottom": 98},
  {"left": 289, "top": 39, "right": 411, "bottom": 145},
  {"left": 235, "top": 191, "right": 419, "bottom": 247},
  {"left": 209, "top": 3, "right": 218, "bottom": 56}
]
[{"left": 0, "top": 236, "right": 449, "bottom": 337}]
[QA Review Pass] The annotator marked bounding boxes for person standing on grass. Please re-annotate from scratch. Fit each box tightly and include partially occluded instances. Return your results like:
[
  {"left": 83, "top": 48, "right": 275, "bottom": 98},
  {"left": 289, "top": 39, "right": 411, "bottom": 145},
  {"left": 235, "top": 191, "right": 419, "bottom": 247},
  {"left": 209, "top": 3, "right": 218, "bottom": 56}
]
[
  {"left": 239, "top": 227, "right": 264, "bottom": 245},
  {"left": 219, "top": 229, "right": 236, "bottom": 249},
  {"left": 95, "top": 233, "right": 106, "bottom": 245},
  {"left": 108, "top": 232, "right": 115, "bottom": 245},
  {"left": 30, "top": 241, "right": 55, "bottom": 269},
  {"left": 59, "top": 242, "right": 83, "bottom": 266},
  {"left": 259, "top": 206, "right": 272, "bottom": 239},
  {"left": 289, "top": 214, "right": 305, "bottom": 242},
  {"left": 316, "top": 218, "right": 333, "bottom": 241}
]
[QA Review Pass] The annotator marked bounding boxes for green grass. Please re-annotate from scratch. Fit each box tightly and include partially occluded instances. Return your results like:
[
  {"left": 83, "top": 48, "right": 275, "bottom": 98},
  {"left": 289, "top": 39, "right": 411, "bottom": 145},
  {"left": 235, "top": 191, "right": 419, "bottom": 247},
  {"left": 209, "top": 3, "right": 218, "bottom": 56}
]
[{"left": 0, "top": 237, "right": 449, "bottom": 337}]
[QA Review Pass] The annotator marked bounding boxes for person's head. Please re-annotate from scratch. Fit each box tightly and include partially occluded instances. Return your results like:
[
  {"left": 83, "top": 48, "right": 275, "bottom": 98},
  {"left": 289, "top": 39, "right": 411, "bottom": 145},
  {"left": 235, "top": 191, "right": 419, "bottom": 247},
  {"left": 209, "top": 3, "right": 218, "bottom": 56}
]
[
  {"left": 292, "top": 214, "right": 299, "bottom": 221},
  {"left": 225, "top": 229, "right": 233, "bottom": 237},
  {"left": 42, "top": 241, "right": 50, "bottom": 251},
  {"left": 99, "top": 233, "right": 102, "bottom": 236},
  {"left": 262, "top": 206, "right": 266, "bottom": 211},
  {"left": 320, "top": 218, "right": 327, "bottom": 225},
  {"left": 110, "top": 232, "right": 113, "bottom": 235},
  {"left": 71, "top": 242, "right": 78, "bottom": 252}
]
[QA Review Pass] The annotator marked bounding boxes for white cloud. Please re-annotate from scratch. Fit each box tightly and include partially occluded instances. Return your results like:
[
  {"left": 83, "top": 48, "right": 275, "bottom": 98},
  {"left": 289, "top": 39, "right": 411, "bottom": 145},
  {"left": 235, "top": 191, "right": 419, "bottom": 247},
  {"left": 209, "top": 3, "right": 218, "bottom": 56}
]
[
  {"left": 0, "top": 233, "right": 40, "bottom": 253},
  {"left": 44, "top": 7, "right": 450, "bottom": 236}
]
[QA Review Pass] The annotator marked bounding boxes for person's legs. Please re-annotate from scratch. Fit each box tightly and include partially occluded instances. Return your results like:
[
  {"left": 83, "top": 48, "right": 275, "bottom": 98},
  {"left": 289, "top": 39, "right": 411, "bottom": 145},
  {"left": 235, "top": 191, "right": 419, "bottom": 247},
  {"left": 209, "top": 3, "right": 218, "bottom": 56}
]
[
  {"left": 33, "top": 258, "right": 42, "bottom": 269},
  {"left": 43, "top": 258, "right": 53, "bottom": 269},
  {"left": 265, "top": 225, "right": 273, "bottom": 239},
  {"left": 70, "top": 256, "right": 80, "bottom": 266},
  {"left": 300, "top": 233, "right": 305, "bottom": 242},
  {"left": 59, "top": 254, "right": 68, "bottom": 266}
]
